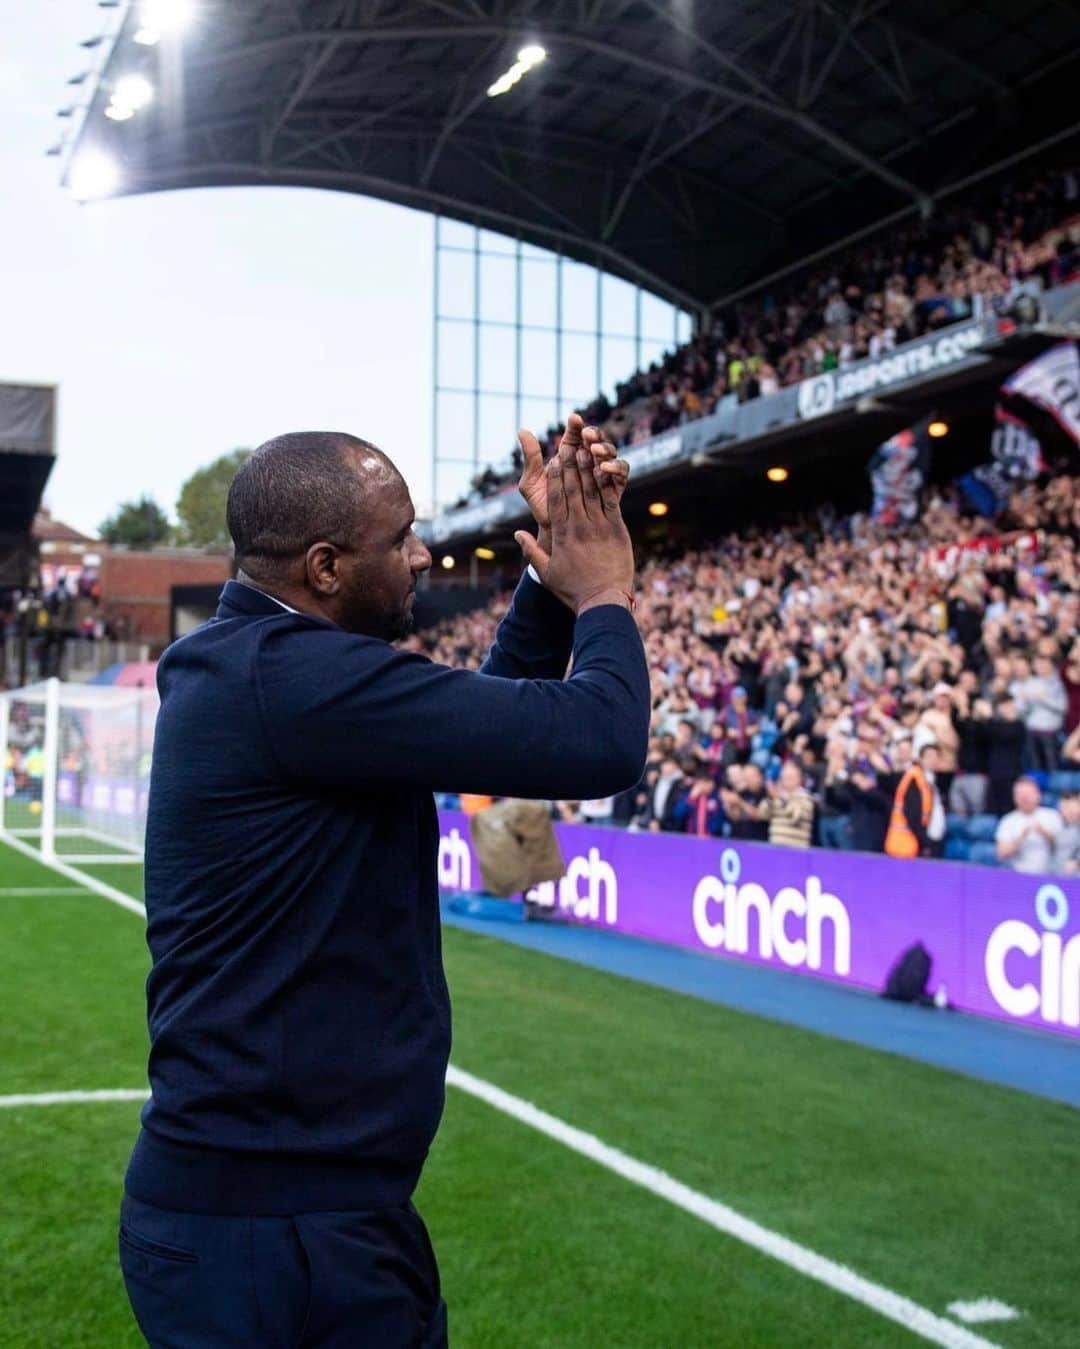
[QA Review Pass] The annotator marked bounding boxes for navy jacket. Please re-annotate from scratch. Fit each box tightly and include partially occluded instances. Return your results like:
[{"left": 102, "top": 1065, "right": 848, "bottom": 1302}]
[{"left": 125, "top": 576, "right": 648, "bottom": 1215}]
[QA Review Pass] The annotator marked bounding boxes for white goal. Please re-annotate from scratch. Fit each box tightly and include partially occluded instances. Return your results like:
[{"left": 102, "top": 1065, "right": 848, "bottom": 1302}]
[{"left": 1, "top": 677, "right": 158, "bottom": 867}]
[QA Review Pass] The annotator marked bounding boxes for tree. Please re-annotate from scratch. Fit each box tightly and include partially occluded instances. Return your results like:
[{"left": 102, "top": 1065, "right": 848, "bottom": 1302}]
[
  {"left": 175, "top": 448, "right": 251, "bottom": 549},
  {"left": 99, "top": 495, "right": 171, "bottom": 549}
]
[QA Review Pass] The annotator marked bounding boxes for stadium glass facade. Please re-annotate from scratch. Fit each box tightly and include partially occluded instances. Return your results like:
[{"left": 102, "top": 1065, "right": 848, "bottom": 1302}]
[{"left": 431, "top": 216, "right": 693, "bottom": 512}]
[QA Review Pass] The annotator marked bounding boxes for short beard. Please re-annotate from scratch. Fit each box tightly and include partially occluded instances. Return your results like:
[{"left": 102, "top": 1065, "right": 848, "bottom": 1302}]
[{"left": 388, "top": 608, "right": 415, "bottom": 642}]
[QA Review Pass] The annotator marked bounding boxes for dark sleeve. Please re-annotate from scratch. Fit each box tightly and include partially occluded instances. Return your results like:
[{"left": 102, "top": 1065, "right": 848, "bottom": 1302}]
[
  {"left": 902, "top": 779, "right": 928, "bottom": 850},
  {"left": 479, "top": 572, "right": 575, "bottom": 681},
  {"left": 257, "top": 605, "right": 648, "bottom": 800}
]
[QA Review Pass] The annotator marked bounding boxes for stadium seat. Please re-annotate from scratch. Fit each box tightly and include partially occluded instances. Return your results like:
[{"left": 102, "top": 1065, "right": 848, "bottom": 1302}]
[
  {"left": 969, "top": 841, "right": 1000, "bottom": 867},
  {"left": 945, "top": 813, "right": 969, "bottom": 840},
  {"left": 944, "top": 837, "right": 971, "bottom": 862},
  {"left": 1049, "top": 770, "right": 1080, "bottom": 795},
  {"left": 966, "top": 814, "right": 999, "bottom": 843}
]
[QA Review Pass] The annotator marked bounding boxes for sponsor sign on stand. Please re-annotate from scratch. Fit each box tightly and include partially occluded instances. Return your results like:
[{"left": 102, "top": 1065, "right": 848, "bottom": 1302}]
[
  {"left": 438, "top": 811, "right": 1080, "bottom": 1040},
  {"left": 797, "top": 322, "right": 986, "bottom": 420}
]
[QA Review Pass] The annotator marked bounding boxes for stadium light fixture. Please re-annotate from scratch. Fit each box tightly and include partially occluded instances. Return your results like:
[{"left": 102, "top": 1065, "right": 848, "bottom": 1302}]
[
  {"left": 474, "top": 547, "right": 496, "bottom": 560},
  {"left": 441, "top": 555, "right": 455, "bottom": 569},
  {"left": 928, "top": 419, "right": 949, "bottom": 438},
  {"left": 648, "top": 501, "right": 669, "bottom": 517},
  {"left": 487, "top": 44, "right": 546, "bottom": 98},
  {"left": 766, "top": 466, "right": 789, "bottom": 483},
  {"left": 134, "top": 0, "right": 194, "bottom": 45},
  {"left": 113, "top": 74, "right": 154, "bottom": 110},
  {"left": 106, "top": 73, "right": 154, "bottom": 120},
  {"left": 68, "top": 149, "right": 120, "bottom": 202}
]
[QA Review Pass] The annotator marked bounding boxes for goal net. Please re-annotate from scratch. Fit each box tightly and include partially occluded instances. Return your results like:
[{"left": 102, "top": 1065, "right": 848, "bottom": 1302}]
[{"left": 1, "top": 678, "right": 158, "bottom": 866}]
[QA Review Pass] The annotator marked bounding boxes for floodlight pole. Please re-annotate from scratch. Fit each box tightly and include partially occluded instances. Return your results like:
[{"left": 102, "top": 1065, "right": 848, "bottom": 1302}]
[{"left": 41, "top": 676, "right": 60, "bottom": 863}]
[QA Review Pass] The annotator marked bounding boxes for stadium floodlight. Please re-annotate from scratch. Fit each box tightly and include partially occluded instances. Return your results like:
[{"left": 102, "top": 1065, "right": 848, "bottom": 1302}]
[
  {"left": 487, "top": 44, "right": 547, "bottom": 97},
  {"left": 133, "top": 0, "right": 193, "bottom": 44},
  {"left": 474, "top": 546, "right": 496, "bottom": 560},
  {"left": 766, "top": 466, "right": 789, "bottom": 483},
  {"left": 441, "top": 555, "right": 455, "bottom": 569},
  {"left": 113, "top": 74, "right": 154, "bottom": 111},
  {"left": 928, "top": 419, "right": 949, "bottom": 438},
  {"left": 105, "top": 101, "right": 135, "bottom": 121},
  {"left": 69, "top": 149, "right": 120, "bottom": 201},
  {"left": 648, "top": 501, "right": 669, "bottom": 517}
]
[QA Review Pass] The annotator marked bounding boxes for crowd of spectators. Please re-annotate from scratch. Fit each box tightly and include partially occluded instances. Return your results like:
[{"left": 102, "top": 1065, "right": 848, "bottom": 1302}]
[
  {"left": 410, "top": 472, "right": 1080, "bottom": 875},
  {"left": 458, "top": 164, "right": 1080, "bottom": 508}
]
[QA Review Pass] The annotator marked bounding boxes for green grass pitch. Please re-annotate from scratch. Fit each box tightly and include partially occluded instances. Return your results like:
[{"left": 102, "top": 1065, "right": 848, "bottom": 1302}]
[{"left": 1, "top": 837, "right": 1077, "bottom": 1347}]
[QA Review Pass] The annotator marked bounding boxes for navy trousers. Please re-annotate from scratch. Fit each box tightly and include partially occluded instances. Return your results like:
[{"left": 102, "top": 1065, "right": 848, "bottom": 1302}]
[{"left": 118, "top": 1194, "right": 448, "bottom": 1347}]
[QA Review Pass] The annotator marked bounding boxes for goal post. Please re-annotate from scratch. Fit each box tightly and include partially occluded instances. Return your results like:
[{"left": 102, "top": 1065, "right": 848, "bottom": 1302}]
[{"left": 1, "top": 677, "right": 158, "bottom": 867}]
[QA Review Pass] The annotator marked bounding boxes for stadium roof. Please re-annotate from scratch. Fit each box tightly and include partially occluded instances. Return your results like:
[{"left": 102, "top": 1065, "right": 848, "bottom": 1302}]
[{"left": 67, "top": 1, "right": 1080, "bottom": 311}]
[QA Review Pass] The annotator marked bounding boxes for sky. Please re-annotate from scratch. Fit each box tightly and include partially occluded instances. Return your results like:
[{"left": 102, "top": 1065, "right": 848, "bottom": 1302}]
[{"left": 1, "top": 1, "right": 434, "bottom": 536}]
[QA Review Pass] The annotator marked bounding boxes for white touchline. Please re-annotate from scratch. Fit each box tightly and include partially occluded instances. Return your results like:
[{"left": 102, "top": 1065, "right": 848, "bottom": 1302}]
[
  {"left": 0, "top": 832, "right": 146, "bottom": 918},
  {"left": 0, "top": 844, "right": 1009, "bottom": 1349},
  {"left": 0, "top": 1089, "right": 148, "bottom": 1109},
  {"left": 445, "top": 1065, "right": 1004, "bottom": 1349}
]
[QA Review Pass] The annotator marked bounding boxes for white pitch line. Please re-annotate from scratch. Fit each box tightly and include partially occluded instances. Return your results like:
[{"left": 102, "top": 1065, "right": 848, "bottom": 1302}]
[
  {"left": 0, "top": 1088, "right": 148, "bottom": 1109},
  {"left": 0, "top": 886, "right": 89, "bottom": 897},
  {"left": 446, "top": 1065, "right": 1003, "bottom": 1349},
  {"left": 947, "top": 1300, "right": 1021, "bottom": 1325},
  {"left": 0, "top": 831, "right": 146, "bottom": 918}
]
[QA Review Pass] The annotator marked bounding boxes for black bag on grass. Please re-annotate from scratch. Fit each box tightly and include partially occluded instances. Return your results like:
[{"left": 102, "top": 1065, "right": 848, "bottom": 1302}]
[{"left": 882, "top": 942, "right": 932, "bottom": 1003}]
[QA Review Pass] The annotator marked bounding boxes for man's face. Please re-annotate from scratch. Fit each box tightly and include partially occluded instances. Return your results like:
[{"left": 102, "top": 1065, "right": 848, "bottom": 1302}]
[
  {"left": 335, "top": 461, "right": 431, "bottom": 639},
  {"left": 780, "top": 763, "right": 801, "bottom": 792},
  {"left": 1014, "top": 779, "right": 1040, "bottom": 814}
]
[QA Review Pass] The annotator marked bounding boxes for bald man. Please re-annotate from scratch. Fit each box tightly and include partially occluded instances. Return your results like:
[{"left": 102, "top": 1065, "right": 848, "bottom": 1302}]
[{"left": 118, "top": 419, "right": 648, "bottom": 1347}]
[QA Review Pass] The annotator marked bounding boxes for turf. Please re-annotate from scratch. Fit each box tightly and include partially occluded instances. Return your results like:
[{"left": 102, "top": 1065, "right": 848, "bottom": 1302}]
[{"left": 1, "top": 839, "right": 1078, "bottom": 1347}]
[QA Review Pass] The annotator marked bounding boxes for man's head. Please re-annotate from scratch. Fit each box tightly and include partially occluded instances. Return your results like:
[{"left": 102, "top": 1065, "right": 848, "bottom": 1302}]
[
  {"left": 779, "top": 761, "right": 802, "bottom": 793},
  {"left": 918, "top": 741, "right": 940, "bottom": 775},
  {"left": 1059, "top": 791, "right": 1080, "bottom": 826},
  {"left": 227, "top": 432, "right": 431, "bottom": 640},
  {"left": 1013, "top": 777, "right": 1041, "bottom": 814}
]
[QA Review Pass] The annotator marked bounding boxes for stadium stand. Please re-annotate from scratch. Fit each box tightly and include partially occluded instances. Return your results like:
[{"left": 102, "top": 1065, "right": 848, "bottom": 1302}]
[
  {"left": 462, "top": 164, "right": 1080, "bottom": 506},
  {"left": 407, "top": 470, "right": 1080, "bottom": 873}
]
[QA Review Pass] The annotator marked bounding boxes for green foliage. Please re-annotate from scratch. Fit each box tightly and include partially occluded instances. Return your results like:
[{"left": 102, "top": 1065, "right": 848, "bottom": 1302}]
[
  {"left": 98, "top": 495, "right": 171, "bottom": 549},
  {"left": 174, "top": 448, "right": 251, "bottom": 549}
]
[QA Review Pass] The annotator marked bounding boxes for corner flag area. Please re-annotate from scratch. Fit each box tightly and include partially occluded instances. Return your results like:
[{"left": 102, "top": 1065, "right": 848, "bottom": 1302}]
[{"left": 1, "top": 836, "right": 1075, "bottom": 1348}]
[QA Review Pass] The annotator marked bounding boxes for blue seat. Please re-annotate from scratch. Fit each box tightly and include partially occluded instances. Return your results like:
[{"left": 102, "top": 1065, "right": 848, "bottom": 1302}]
[
  {"left": 1028, "top": 769, "right": 1049, "bottom": 791},
  {"left": 945, "top": 813, "right": 969, "bottom": 840},
  {"left": 1043, "top": 791, "right": 1058, "bottom": 809},
  {"left": 969, "top": 840, "right": 1000, "bottom": 867},
  {"left": 967, "top": 814, "right": 999, "bottom": 843},
  {"left": 1050, "top": 770, "right": 1080, "bottom": 795},
  {"left": 944, "top": 837, "right": 971, "bottom": 862}
]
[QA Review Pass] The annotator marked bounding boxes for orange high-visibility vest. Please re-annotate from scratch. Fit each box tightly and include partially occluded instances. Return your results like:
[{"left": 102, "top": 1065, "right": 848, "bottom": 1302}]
[{"left": 884, "top": 766, "right": 932, "bottom": 859}]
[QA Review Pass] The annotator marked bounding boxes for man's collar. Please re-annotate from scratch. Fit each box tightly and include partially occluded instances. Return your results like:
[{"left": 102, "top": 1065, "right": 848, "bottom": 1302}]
[{"left": 216, "top": 579, "right": 308, "bottom": 621}]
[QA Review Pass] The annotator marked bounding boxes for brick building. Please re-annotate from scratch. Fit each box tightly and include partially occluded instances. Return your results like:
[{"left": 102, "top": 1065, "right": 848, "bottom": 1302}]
[{"left": 32, "top": 511, "right": 232, "bottom": 648}]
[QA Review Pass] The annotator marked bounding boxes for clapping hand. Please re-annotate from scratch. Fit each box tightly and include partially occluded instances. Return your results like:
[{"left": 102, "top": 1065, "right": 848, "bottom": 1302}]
[
  {"left": 514, "top": 414, "right": 635, "bottom": 615},
  {"left": 518, "top": 414, "right": 629, "bottom": 558}
]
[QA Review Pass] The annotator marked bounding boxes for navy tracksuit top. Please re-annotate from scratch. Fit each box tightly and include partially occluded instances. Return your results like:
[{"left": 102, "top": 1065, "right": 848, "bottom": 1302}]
[{"left": 125, "top": 575, "right": 649, "bottom": 1215}]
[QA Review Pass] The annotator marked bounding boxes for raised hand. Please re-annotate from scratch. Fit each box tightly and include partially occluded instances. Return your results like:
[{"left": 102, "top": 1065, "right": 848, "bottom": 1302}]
[
  {"left": 518, "top": 416, "right": 629, "bottom": 555},
  {"left": 515, "top": 415, "right": 635, "bottom": 614}
]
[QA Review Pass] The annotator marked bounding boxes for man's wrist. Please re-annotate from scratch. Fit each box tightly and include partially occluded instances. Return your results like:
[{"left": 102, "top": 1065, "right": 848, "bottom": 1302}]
[{"left": 576, "top": 587, "right": 635, "bottom": 616}]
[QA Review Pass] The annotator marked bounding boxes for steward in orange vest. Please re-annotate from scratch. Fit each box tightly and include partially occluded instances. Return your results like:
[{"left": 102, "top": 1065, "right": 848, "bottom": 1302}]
[{"left": 884, "top": 744, "right": 939, "bottom": 859}]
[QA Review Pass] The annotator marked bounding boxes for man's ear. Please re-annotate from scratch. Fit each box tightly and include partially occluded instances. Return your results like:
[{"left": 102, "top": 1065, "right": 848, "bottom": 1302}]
[{"left": 305, "top": 542, "right": 340, "bottom": 596}]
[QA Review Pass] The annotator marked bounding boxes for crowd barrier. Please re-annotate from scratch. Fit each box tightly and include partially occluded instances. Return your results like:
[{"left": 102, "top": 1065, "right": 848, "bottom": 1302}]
[{"left": 437, "top": 810, "right": 1080, "bottom": 1042}]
